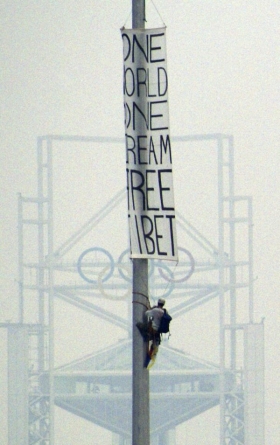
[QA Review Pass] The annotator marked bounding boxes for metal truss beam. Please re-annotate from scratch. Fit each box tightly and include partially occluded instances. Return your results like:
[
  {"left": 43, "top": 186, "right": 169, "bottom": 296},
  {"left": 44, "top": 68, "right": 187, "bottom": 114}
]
[{"left": 8, "top": 133, "right": 261, "bottom": 445}]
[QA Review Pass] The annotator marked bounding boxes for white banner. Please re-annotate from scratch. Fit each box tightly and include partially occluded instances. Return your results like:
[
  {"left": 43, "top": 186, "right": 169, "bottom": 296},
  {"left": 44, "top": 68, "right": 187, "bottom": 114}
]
[{"left": 121, "top": 27, "right": 178, "bottom": 260}]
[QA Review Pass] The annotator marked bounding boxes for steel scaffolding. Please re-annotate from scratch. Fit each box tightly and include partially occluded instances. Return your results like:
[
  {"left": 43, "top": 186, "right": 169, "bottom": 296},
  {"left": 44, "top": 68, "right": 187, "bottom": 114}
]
[{"left": 4, "top": 134, "right": 264, "bottom": 445}]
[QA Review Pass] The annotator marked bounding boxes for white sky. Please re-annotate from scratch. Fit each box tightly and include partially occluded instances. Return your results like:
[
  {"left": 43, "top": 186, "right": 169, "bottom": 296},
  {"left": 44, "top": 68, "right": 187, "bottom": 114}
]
[{"left": 1, "top": 1, "right": 280, "bottom": 444}]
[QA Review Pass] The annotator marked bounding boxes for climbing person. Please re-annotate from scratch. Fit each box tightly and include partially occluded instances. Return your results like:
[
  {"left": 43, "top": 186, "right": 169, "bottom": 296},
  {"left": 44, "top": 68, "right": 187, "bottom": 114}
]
[
  {"left": 147, "top": 299, "right": 172, "bottom": 367},
  {"left": 145, "top": 298, "right": 166, "bottom": 333},
  {"left": 136, "top": 298, "right": 172, "bottom": 368},
  {"left": 136, "top": 298, "right": 171, "bottom": 342}
]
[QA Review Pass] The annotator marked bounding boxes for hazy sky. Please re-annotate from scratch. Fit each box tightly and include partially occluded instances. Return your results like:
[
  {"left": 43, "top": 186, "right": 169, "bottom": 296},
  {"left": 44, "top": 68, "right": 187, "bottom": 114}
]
[{"left": 1, "top": 1, "right": 280, "bottom": 444}]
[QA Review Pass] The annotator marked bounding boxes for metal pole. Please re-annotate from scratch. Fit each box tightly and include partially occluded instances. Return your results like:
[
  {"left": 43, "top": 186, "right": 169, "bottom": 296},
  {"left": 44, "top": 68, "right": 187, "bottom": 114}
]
[
  {"left": 47, "top": 138, "right": 55, "bottom": 445},
  {"left": 218, "top": 136, "right": 226, "bottom": 445},
  {"left": 248, "top": 197, "right": 254, "bottom": 323},
  {"left": 18, "top": 193, "right": 24, "bottom": 324},
  {"left": 132, "top": 0, "right": 146, "bottom": 28},
  {"left": 37, "top": 138, "right": 45, "bottom": 372},
  {"left": 132, "top": 3, "right": 150, "bottom": 445},
  {"left": 132, "top": 260, "right": 149, "bottom": 445},
  {"left": 228, "top": 136, "right": 237, "bottom": 371}
]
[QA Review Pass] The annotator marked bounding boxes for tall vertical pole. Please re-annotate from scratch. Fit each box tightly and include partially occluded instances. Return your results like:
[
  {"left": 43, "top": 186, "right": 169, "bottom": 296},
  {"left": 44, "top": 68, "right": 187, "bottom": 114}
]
[
  {"left": 132, "top": 0, "right": 146, "bottom": 27},
  {"left": 228, "top": 136, "right": 237, "bottom": 371},
  {"left": 248, "top": 197, "right": 254, "bottom": 323},
  {"left": 132, "top": 260, "right": 149, "bottom": 445},
  {"left": 132, "top": 3, "right": 150, "bottom": 445},
  {"left": 18, "top": 193, "right": 24, "bottom": 324},
  {"left": 47, "top": 138, "right": 55, "bottom": 445},
  {"left": 218, "top": 136, "right": 226, "bottom": 445},
  {"left": 37, "top": 139, "right": 45, "bottom": 373}
]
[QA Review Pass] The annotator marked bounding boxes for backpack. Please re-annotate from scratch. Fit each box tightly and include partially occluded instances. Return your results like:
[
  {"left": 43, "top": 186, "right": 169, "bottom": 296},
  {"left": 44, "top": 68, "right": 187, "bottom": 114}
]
[{"left": 158, "top": 310, "right": 172, "bottom": 334}]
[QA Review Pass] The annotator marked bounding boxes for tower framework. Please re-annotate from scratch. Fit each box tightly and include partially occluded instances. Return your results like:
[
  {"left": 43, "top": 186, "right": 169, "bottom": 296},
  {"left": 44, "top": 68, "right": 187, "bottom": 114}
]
[{"left": 4, "top": 134, "right": 264, "bottom": 445}]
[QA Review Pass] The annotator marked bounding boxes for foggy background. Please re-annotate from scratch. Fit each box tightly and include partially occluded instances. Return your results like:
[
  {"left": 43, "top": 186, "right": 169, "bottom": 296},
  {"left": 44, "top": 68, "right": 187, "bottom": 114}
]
[{"left": 1, "top": 1, "right": 279, "bottom": 444}]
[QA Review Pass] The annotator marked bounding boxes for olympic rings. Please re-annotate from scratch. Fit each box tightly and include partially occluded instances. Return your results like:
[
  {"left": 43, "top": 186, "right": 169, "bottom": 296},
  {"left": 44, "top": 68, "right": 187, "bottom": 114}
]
[
  {"left": 117, "top": 249, "right": 155, "bottom": 282},
  {"left": 117, "top": 249, "right": 132, "bottom": 282},
  {"left": 97, "top": 264, "right": 131, "bottom": 300},
  {"left": 77, "top": 247, "right": 114, "bottom": 284},
  {"left": 150, "top": 261, "right": 175, "bottom": 298},
  {"left": 77, "top": 246, "right": 195, "bottom": 288},
  {"left": 116, "top": 250, "right": 174, "bottom": 298},
  {"left": 157, "top": 247, "right": 195, "bottom": 283}
]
